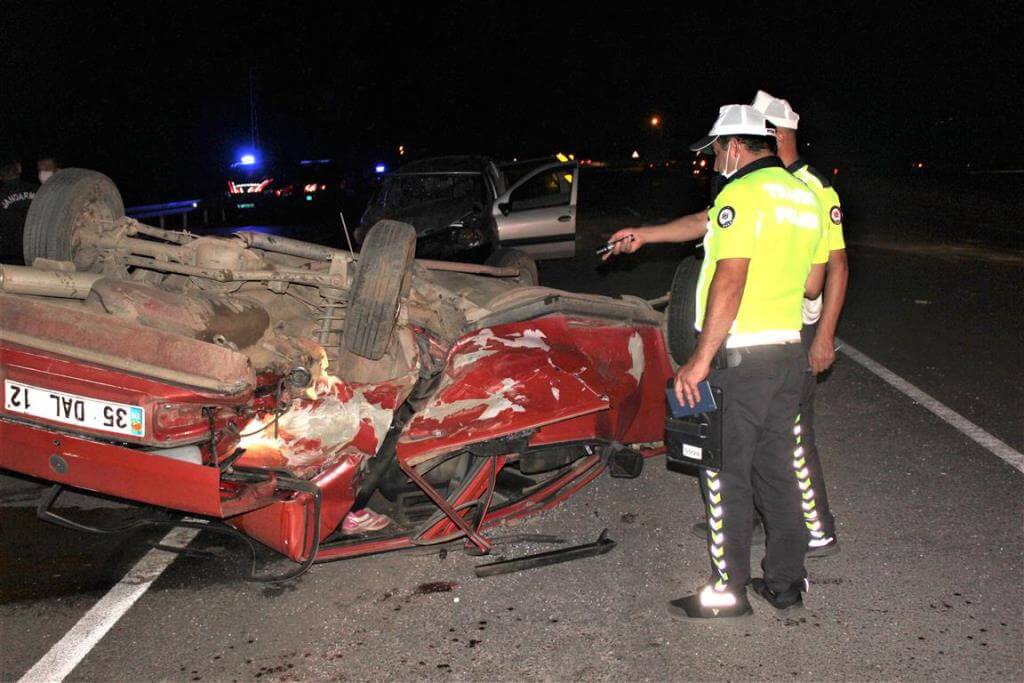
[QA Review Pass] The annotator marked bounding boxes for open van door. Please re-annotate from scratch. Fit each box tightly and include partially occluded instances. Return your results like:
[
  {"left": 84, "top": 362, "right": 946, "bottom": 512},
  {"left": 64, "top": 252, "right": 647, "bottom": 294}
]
[{"left": 493, "top": 160, "right": 578, "bottom": 260}]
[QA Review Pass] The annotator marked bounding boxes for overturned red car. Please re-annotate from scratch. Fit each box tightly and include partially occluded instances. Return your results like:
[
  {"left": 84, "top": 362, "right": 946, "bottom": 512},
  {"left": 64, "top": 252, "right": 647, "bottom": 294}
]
[{"left": 0, "top": 169, "right": 673, "bottom": 578}]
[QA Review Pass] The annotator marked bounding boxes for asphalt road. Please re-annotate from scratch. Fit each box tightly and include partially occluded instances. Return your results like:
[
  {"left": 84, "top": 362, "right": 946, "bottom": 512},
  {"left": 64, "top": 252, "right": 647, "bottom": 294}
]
[{"left": 2, "top": 168, "right": 1022, "bottom": 682}]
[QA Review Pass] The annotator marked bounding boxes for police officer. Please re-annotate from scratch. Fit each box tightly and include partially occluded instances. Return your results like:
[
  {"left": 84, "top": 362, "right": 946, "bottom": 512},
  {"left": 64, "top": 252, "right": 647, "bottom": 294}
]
[
  {"left": 665, "top": 104, "right": 829, "bottom": 619},
  {"left": 606, "top": 93, "right": 846, "bottom": 559},
  {"left": 0, "top": 153, "right": 38, "bottom": 265},
  {"left": 752, "top": 90, "right": 846, "bottom": 554}
]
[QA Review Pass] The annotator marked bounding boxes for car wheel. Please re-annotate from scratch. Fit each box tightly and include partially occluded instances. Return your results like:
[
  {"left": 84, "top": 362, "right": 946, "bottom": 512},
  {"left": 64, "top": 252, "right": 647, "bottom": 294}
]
[
  {"left": 666, "top": 255, "right": 702, "bottom": 365},
  {"left": 486, "top": 247, "right": 539, "bottom": 286},
  {"left": 343, "top": 220, "right": 417, "bottom": 360},
  {"left": 23, "top": 168, "right": 124, "bottom": 271}
]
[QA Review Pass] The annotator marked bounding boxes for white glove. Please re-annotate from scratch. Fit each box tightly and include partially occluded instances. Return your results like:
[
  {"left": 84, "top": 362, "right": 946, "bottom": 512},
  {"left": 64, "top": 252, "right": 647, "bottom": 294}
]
[{"left": 802, "top": 294, "right": 823, "bottom": 325}]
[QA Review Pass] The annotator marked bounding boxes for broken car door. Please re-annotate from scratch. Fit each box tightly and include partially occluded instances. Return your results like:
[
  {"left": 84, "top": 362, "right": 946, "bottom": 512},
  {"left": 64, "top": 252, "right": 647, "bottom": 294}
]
[{"left": 493, "top": 161, "right": 578, "bottom": 260}]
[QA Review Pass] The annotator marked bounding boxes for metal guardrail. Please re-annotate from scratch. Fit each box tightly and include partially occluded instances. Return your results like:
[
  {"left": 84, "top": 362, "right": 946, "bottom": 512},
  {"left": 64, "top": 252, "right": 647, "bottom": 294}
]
[{"left": 125, "top": 199, "right": 225, "bottom": 229}]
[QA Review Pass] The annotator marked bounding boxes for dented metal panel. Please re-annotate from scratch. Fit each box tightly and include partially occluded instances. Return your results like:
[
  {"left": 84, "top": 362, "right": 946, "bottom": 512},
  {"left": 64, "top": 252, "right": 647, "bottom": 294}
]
[
  {"left": 88, "top": 279, "right": 271, "bottom": 348},
  {"left": 234, "top": 357, "right": 417, "bottom": 479},
  {"left": 398, "top": 318, "right": 672, "bottom": 465},
  {"left": 397, "top": 318, "right": 616, "bottom": 465},
  {"left": 0, "top": 293, "right": 254, "bottom": 395}
]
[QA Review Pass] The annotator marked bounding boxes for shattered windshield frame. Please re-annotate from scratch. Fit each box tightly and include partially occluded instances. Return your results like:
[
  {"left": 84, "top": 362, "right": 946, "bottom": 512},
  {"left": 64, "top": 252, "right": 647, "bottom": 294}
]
[{"left": 371, "top": 172, "right": 490, "bottom": 213}]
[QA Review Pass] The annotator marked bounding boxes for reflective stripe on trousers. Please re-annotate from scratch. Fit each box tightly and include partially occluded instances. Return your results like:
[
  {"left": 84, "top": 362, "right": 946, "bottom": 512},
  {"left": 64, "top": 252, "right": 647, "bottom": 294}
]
[
  {"left": 792, "top": 413, "right": 828, "bottom": 545},
  {"left": 704, "top": 470, "right": 730, "bottom": 592}
]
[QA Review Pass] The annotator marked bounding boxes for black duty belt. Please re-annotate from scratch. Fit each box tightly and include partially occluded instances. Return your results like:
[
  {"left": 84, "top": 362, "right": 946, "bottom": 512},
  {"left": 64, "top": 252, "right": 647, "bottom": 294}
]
[{"left": 713, "top": 342, "right": 802, "bottom": 370}]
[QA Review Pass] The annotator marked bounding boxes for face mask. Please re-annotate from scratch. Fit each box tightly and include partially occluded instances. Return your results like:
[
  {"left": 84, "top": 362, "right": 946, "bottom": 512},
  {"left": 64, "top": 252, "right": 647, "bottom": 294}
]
[
  {"left": 38, "top": 171, "right": 53, "bottom": 183},
  {"left": 720, "top": 143, "right": 740, "bottom": 179}
]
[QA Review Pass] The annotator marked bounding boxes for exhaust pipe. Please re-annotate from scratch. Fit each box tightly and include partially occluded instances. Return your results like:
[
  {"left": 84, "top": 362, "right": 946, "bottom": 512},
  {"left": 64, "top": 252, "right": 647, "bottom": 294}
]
[{"left": 0, "top": 265, "right": 102, "bottom": 299}]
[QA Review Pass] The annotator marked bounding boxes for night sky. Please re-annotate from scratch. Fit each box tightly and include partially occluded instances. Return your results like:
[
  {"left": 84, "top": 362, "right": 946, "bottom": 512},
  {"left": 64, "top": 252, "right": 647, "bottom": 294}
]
[{"left": 3, "top": 2, "right": 1021, "bottom": 203}]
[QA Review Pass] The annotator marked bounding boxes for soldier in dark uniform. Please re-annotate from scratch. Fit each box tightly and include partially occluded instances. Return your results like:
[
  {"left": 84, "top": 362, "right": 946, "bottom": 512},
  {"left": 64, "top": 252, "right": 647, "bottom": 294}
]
[{"left": 0, "top": 153, "right": 38, "bottom": 265}]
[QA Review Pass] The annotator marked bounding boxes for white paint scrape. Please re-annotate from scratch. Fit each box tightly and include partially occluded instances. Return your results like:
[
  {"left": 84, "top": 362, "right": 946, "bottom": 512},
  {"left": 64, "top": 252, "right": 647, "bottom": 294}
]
[
  {"left": 511, "top": 329, "right": 550, "bottom": 349},
  {"left": 627, "top": 332, "right": 645, "bottom": 383},
  {"left": 452, "top": 348, "right": 498, "bottom": 372},
  {"left": 277, "top": 388, "right": 394, "bottom": 461},
  {"left": 422, "top": 378, "right": 526, "bottom": 423},
  {"left": 461, "top": 328, "right": 550, "bottom": 352},
  {"left": 351, "top": 388, "right": 397, "bottom": 454},
  {"left": 451, "top": 328, "right": 550, "bottom": 373}
]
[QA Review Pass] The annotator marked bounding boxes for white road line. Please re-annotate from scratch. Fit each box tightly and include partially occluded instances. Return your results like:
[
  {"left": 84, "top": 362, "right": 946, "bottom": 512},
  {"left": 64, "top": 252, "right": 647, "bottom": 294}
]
[
  {"left": 19, "top": 526, "right": 200, "bottom": 683},
  {"left": 12, "top": 342, "right": 1021, "bottom": 681},
  {"left": 839, "top": 339, "right": 1024, "bottom": 474}
]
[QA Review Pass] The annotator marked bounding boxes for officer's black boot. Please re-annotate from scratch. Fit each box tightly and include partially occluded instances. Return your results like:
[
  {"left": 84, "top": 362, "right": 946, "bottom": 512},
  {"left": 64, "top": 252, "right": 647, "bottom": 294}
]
[
  {"left": 668, "top": 586, "right": 753, "bottom": 621},
  {"left": 749, "top": 577, "right": 807, "bottom": 614}
]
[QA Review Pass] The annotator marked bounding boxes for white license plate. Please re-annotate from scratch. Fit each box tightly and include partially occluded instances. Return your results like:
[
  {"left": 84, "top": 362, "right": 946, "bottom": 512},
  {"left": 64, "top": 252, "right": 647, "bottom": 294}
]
[
  {"left": 682, "top": 444, "right": 703, "bottom": 461},
  {"left": 4, "top": 380, "right": 146, "bottom": 438}
]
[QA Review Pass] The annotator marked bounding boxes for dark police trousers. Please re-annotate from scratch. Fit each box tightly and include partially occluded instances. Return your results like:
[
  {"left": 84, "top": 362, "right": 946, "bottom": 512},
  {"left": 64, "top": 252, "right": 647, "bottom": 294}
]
[
  {"left": 700, "top": 343, "right": 809, "bottom": 594},
  {"left": 798, "top": 322, "right": 836, "bottom": 543}
]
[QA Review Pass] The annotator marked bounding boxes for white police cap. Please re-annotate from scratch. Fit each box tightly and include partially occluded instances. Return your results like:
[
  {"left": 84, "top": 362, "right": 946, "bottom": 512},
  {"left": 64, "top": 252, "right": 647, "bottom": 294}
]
[
  {"left": 751, "top": 90, "right": 800, "bottom": 129},
  {"left": 689, "top": 104, "right": 777, "bottom": 153}
]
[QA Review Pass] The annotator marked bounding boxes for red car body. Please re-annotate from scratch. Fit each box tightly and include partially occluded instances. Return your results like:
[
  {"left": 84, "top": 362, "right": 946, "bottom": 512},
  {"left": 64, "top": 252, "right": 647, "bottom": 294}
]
[{"left": 1, "top": 292, "right": 671, "bottom": 567}]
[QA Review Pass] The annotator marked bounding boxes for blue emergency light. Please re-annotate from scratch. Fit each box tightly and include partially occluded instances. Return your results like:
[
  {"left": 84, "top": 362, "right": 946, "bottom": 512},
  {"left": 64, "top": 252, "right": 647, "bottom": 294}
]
[{"left": 231, "top": 151, "right": 260, "bottom": 169}]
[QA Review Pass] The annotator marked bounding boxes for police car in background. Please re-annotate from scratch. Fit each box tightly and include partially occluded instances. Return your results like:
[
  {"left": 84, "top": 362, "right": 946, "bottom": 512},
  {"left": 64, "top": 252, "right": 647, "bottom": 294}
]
[{"left": 223, "top": 154, "right": 370, "bottom": 222}]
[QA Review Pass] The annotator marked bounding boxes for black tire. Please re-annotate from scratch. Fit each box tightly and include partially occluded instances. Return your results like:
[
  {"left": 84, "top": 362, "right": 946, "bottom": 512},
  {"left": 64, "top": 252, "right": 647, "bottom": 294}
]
[
  {"left": 666, "top": 256, "right": 702, "bottom": 365},
  {"left": 486, "top": 247, "right": 539, "bottom": 286},
  {"left": 343, "top": 220, "right": 417, "bottom": 360},
  {"left": 23, "top": 168, "right": 124, "bottom": 271}
]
